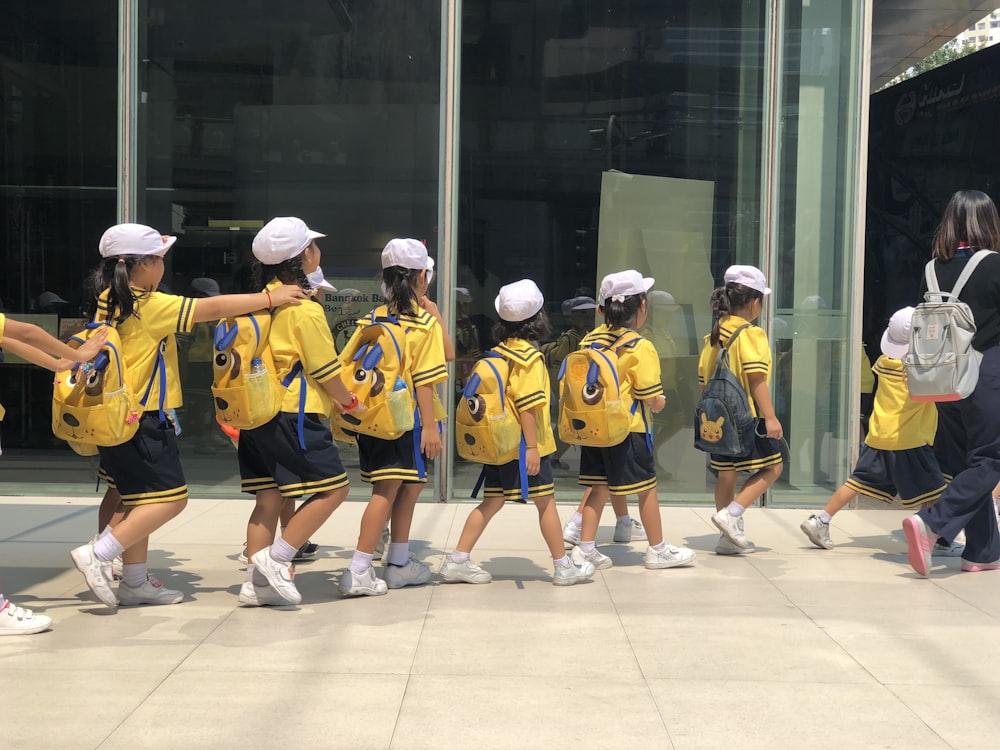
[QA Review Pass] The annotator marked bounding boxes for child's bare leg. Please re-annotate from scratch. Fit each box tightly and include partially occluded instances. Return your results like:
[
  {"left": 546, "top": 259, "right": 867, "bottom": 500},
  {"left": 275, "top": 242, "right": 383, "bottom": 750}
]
[
  {"left": 246, "top": 488, "right": 283, "bottom": 558},
  {"left": 610, "top": 495, "right": 630, "bottom": 518},
  {"left": 281, "top": 488, "right": 347, "bottom": 548},
  {"left": 454, "top": 497, "right": 505, "bottom": 553},
  {"left": 581, "top": 486, "right": 609, "bottom": 542},
  {"left": 98, "top": 488, "right": 122, "bottom": 531},
  {"left": 823, "top": 484, "right": 857, "bottom": 518},
  {"left": 279, "top": 497, "right": 295, "bottom": 529},
  {"left": 389, "top": 482, "right": 423, "bottom": 543},
  {"left": 574, "top": 487, "right": 592, "bottom": 516},
  {"left": 356, "top": 480, "right": 401, "bottom": 554},
  {"left": 734, "top": 463, "right": 783, "bottom": 508},
  {"left": 714, "top": 471, "right": 738, "bottom": 511},
  {"left": 635, "top": 488, "right": 662, "bottom": 546},
  {"left": 533, "top": 494, "right": 565, "bottom": 559}
]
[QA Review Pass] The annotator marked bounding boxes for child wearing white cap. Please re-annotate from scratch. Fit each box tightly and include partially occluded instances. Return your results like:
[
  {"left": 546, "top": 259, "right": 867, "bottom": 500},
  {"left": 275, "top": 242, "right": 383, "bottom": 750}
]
[
  {"left": 69, "top": 223, "right": 308, "bottom": 609},
  {"left": 0, "top": 312, "right": 109, "bottom": 634},
  {"left": 801, "top": 306, "right": 952, "bottom": 551},
  {"left": 700, "top": 265, "right": 782, "bottom": 554},
  {"left": 441, "top": 279, "right": 594, "bottom": 585},
  {"left": 339, "top": 238, "right": 452, "bottom": 597},
  {"left": 231, "top": 217, "right": 364, "bottom": 606},
  {"left": 570, "top": 270, "right": 697, "bottom": 571}
]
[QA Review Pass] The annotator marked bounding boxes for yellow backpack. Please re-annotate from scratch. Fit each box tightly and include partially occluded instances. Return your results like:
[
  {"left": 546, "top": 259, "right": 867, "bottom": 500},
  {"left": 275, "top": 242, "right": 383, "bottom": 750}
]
[
  {"left": 333, "top": 312, "right": 415, "bottom": 441},
  {"left": 455, "top": 351, "right": 523, "bottom": 465},
  {"left": 557, "top": 331, "right": 642, "bottom": 448},
  {"left": 211, "top": 311, "right": 284, "bottom": 430},
  {"left": 51, "top": 322, "right": 149, "bottom": 454}
]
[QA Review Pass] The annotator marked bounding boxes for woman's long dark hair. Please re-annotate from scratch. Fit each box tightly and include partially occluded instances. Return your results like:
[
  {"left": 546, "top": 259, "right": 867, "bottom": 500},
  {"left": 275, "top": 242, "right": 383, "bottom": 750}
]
[
  {"left": 709, "top": 282, "right": 763, "bottom": 346},
  {"left": 382, "top": 266, "right": 422, "bottom": 316},
  {"left": 600, "top": 292, "right": 646, "bottom": 329},
  {"left": 932, "top": 189, "right": 1000, "bottom": 261},
  {"left": 492, "top": 309, "right": 552, "bottom": 346},
  {"left": 84, "top": 255, "right": 150, "bottom": 324}
]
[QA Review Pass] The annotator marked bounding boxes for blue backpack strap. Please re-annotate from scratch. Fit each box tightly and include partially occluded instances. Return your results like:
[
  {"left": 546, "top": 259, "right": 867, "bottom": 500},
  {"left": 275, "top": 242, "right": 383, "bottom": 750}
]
[
  {"left": 471, "top": 466, "right": 487, "bottom": 498},
  {"left": 281, "top": 362, "right": 306, "bottom": 450},
  {"left": 139, "top": 339, "right": 169, "bottom": 423},
  {"left": 412, "top": 403, "right": 426, "bottom": 479},
  {"left": 517, "top": 434, "right": 529, "bottom": 501}
]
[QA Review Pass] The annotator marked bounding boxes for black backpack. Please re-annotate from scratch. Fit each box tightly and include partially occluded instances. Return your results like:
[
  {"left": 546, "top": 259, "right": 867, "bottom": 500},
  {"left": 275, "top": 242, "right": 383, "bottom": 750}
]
[{"left": 694, "top": 324, "right": 756, "bottom": 456}]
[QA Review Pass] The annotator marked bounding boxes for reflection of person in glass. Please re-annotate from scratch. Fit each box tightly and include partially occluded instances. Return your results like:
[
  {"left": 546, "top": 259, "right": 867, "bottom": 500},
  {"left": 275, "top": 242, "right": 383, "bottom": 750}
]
[
  {"left": 454, "top": 287, "right": 482, "bottom": 397},
  {"left": 639, "top": 290, "right": 685, "bottom": 475},
  {"left": 541, "top": 295, "right": 596, "bottom": 469}
]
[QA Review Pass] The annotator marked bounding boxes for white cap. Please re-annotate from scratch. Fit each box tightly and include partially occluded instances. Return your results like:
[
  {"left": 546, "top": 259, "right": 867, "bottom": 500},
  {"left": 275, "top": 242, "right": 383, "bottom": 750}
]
[
  {"left": 38, "top": 291, "right": 69, "bottom": 306},
  {"left": 724, "top": 265, "right": 771, "bottom": 295},
  {"left": 381, "top": 238, "right": 429, "bottom": 271},
  {"left": 570, "top": 295, "right": 597, "bottom": 311},
  {"left": 99, "top": 223, "right": 177, "bottom": 258},
  {"left": 426, "top": 255, "right": 435, "bottom": 285},
  {"left": 495, "top": 279, "right": 545, "bottom": 322},
  {"left": 647, "top": 290, "right": 677, "bottom": 307},
  {"left": 191, "top": 277, "right": 220, "bottom": 297},
  {"left": 252, "top": 217, "right": 326, "bottom": 265},
  {"left": 598, "top": 270, "right": 654, "bottom": 305},
  {"left": 455, "top": 287, "right": 472, "bottom": 304},
  {"left": 881, "top": 306, "right": 915, "bottom": 359},
  {"left": 307, "top": 266, "right": 337, "bottom": 292}
]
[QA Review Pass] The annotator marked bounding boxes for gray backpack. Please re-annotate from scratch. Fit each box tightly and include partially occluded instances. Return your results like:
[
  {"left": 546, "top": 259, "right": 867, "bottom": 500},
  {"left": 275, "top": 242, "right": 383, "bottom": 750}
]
[{"left": 905, "top": 250, "right": 991, "bottom": 402}]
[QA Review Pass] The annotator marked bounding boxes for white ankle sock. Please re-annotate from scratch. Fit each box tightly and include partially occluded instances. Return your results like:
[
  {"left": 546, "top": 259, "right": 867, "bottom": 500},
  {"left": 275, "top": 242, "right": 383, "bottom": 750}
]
[
  {"left": 349, "top": 550, "right": 374, "bottom": 574},
  {"left": 554, "top": 555, "right": 570, "bottom": 568},
  {"left": 451, "top": 551, "right": 471, "bottom": 564},
  {"left": 579, "top": 540, "right": 596, "bottom": 553},
  {"left": 93, "top": 533, "right": 125, "bottom": 562},
  {"left": 270, "top": 537, "right": 298, "bottom": 564},
  {"left": 570, "top": 512, "right": 583, "bottom": 527},
  {"left": 818, "top": 511, "right": 832, "bottom": 524},
  {"left": 122, "top": 563, "right": 147, "bottom": 588},
  {"left": 617, "top": 514, "right": 632, "bottom": 525},
  {"left": 651, "top": 541, "right": 666, "bottom": 553},
  {"left": 388, "top": 542, "right": 410, "bottom": 566},
  {"left": 726, "top": 502, "right": 745, "bottom": 517}
]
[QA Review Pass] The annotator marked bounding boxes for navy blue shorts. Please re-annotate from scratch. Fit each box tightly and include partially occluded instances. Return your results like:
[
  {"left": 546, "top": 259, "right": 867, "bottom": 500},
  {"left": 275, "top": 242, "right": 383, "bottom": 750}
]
[
  {"left": 710, "top": 423, "right": 783, "bottom": 473},
  {"left": 479, "top": 455, "right": 555, "bottom": 503},
  {"left": 845, "top": 444, "right": 946, "bottom": 509},
  {"left": 98, "top": 412, "right": 188, "bottom": 506},
  {"left": 357, "top": 431, "right": 426, "bottom": 484},
  {"left": 239, "top": 412, "right": 349, "bottom": 498},
  {"left": 578, "top": 433, "right": 656, "bottom": 495}
]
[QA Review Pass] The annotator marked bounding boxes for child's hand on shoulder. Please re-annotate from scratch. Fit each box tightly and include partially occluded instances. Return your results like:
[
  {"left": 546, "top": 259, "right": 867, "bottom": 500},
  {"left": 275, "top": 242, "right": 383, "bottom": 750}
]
[
  {"left": 419, "top": 295, "right": 442, "bottom": 320},
  {"left": 270, "top": 284, "right": 309, "bottom": 307},
  {"left": 645, "top": 394, "right": 666, "bottom": 413}
]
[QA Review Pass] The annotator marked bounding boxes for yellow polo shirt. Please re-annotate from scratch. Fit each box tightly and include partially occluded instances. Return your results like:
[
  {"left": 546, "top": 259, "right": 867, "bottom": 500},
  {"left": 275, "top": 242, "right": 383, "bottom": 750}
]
[
  {"left": 494, "top": 337, "right": 556, "bottom": 457},
  {"left": 866, "top": 355, "right": 938, "bottom": 450}
]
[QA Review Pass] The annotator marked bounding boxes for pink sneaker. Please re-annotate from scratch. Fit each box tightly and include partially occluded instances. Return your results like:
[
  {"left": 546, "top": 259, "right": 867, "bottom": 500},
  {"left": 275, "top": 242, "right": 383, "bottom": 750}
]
[
  {"left": 960, "top": 559, "right": 1000, "bottom": 572},
  {"left": 902, "top": 515, "right": 936, "bottom": 577}
]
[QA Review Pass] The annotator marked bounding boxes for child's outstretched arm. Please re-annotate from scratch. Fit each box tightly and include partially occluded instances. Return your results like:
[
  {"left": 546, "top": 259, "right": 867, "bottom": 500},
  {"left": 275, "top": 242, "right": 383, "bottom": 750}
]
[
  {"left": 747, "top": 372, "right": 782, "bottom": 439},
  {"left": 322, "top": 374, "right": 367, "bottom": 416},
  {"left": 4, "top": 318, "right": 108, "bottom": 363},
  {"left": 642, "top": 394, "right": 666, "bottom": 413},
  {"left": 191, "top": 285, "right": 307, "bottom": 323},
  {"left": 0, "top": 337, "right": 76, "bottom": 372},
  {"left": 519, "top": 407, "right": 541, "bottom": 476}
]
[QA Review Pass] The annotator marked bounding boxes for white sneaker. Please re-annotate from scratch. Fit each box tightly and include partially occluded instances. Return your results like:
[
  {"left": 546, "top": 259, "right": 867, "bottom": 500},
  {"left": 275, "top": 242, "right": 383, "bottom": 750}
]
[
  {"left": 562, "top": 520, "right": 582, "bottom": 547},
  {"left": 249, "top": 548, "right": 301, "bottom": 604},
  {"left": 711, "top": 510, "right": 749, "bottom": 549},
  {"left": 613, "top": 517, "right": 647, "bottom": 543},
  {"left": 933, "top": 540, "right": 966, "bottom": 557},
  {"left": 118, "top": 575, "right": 183, "bottom": 606},
  {"left": 374, "top": 526, "right": 391, "bottom": 561},
  {"left": 111, "top": 557, "right": 124, "bottom": 580},
  {"left": 570, "top": 545, "right": 613, "bottom": 570},
  {"left": 715, "top": 534, "right": 757, "bottom": 555},
  {"left": 800, "top": 515, "right": 834, "bottom": 549},
  {"left": 237, "top": 547, "right": 248, "bottom": 565},
  {"left": 384, "top": 557, "right": 432, "bottom": 589},
  {"left": 238, "top": 581, "right": 293, "bottom": 607},
  {"left": 70, "top": 542, "right": 118, "bottom": 608},
  {"left": 339, "top": 566, "right": 388, "bottom": 597},
  {"left": 0, "top": 599, "right": 52, "bottom": 636},
  {"left": 644, "top": 543, "right": 697, "bottom": 569},
  {"left": 439, "top": 558, "right": 492, "bottom": 584},
  {"left": 552, "top": 560, "right": 595, "bottom": 586}
]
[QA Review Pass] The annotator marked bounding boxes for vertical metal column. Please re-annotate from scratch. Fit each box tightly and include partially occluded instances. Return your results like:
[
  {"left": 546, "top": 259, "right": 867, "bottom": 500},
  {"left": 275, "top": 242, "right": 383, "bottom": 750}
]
[
  {"left": 117, "top": 0, "right": 138, "bottom": 222},
  {"left": 436, "top": 0, "right": 462, "bottom": 501}
]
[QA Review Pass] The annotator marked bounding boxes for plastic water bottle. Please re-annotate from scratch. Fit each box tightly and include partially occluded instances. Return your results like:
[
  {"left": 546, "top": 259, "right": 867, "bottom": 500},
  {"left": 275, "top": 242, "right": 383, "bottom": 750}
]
[
  {"left": 387, "top": 375, "right": 414, "bottom": 431},
  {"left": 245, "top": 358, "right": 272, "bottom": 423}
]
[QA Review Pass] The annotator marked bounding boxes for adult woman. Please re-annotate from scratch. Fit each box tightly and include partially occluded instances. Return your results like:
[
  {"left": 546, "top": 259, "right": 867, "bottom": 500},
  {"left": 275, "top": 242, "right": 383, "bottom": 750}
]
[{"left": 903, "top": 189, "right": 1000, "bottom": 576}]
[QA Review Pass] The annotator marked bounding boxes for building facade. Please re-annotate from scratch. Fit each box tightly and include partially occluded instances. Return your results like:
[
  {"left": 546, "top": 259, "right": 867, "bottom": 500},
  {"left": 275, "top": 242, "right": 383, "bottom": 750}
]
[{"left": 0, "top": 1, "right": 869, "bottom": 504}]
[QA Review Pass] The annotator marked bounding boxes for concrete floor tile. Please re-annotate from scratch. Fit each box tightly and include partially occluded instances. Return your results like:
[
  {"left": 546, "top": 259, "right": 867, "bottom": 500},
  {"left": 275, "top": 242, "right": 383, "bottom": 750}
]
[
  {"left": 393, "top": 674, "right": 669, "bottom": 749},
  {"left": 648, "top": 678, "right": 950, "bottom": 749},
  {"left": 890, "top": 684, "right": 1000, "bottom": 749}
]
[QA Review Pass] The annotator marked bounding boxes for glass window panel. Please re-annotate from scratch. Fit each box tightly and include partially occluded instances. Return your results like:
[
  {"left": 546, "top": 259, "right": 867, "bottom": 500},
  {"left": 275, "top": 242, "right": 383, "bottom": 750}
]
[
  {"left": 136, "top": 1, "right": 441, "bottom": 496},
  {"left": 454, "top": 1, "right": 766, "bottom": 503},
  {"left": 0, "top": 1, "right": 117, "bottom": 492}
]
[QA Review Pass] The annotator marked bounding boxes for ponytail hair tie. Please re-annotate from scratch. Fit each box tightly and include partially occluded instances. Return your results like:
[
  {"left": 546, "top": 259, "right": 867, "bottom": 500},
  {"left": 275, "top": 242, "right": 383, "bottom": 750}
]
[{"left": 117, "top": 258, "right": 126, "bottom": 265}]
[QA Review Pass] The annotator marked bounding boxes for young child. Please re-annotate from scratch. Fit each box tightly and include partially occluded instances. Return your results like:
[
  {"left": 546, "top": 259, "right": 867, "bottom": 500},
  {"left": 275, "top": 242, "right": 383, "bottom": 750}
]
[
  {"left": 236, "top": 217, "right": 363, "bottom": 606},
  {"left": 440, "top": 279, "right": 595, "bottom": 586},
  {"left": 801, "top": 306, "right": 949, "bottom": 550},
  {"left": 69, "top": 223, "right": 306, "bottom": 609},
  {"left": 700, "top": 265, "right": 783, "bottom": 553},
  {"left": 569, "top": 270, "right": 696, "bottom": 571},
  {"left": 338, "top": 238, "right": 450, "bottom": 597},
  {"left": 0, "top": 314, "right": 107, "bottom": 634}
]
